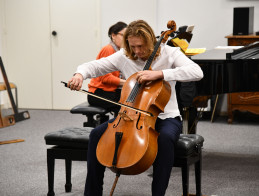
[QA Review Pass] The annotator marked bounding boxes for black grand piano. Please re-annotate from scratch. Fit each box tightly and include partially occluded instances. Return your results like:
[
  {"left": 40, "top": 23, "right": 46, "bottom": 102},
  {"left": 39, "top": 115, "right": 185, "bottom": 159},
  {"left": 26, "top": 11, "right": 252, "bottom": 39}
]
[{"left": 191, "top": 41, "right": 259, "bottom": 123}]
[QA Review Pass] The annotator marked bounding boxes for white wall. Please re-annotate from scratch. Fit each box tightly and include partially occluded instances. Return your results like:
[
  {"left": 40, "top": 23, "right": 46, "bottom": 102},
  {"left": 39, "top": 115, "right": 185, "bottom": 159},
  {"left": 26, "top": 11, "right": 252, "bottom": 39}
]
[
  {"left": 156, "top": 0, "right": 259, "bottom": 49},
  {"left": 100, "top": 0, "right": 157, "bottom": 46},
  {"left": 0, "top": 23, "right": 2, "bottom": 56},
  {"left": 100, "top": 0, "right": 259, "bottom": 114},
  {"left": 101, "top": 0, "right": 259, "bottom": 49},
  {"left": 0, "top": 1, "right": 7, "bottom": 106}
]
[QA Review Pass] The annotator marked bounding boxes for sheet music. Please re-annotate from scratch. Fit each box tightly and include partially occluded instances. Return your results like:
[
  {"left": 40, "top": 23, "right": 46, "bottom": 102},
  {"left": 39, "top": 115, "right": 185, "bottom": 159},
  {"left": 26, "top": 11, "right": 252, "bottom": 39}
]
[
  {"left": 185, "top": 48, "right": 206, "bottom": 55},
  {"left": 186, "top": 25, "right": 194, "bottom": 33}
]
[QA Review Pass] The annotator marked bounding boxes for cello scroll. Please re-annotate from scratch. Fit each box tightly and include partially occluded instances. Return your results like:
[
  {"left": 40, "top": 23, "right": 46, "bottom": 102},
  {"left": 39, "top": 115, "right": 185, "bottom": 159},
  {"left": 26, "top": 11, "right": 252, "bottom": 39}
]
[{"left": 161, "top": 20, "right": 177, "bottom": 43}]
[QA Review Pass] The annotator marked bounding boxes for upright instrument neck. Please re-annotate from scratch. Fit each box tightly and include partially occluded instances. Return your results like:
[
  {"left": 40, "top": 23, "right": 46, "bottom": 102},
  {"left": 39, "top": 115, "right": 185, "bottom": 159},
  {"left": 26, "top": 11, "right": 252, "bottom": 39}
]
[{"left": 143, "top": 35, "right": 164, "bottom": 71}]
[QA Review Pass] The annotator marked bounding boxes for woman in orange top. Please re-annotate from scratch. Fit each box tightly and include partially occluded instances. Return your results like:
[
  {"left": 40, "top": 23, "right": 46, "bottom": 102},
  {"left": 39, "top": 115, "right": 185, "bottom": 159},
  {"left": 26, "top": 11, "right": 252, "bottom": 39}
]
[{"left": 88, "top": 22, "right": 127, "bottom": 115}]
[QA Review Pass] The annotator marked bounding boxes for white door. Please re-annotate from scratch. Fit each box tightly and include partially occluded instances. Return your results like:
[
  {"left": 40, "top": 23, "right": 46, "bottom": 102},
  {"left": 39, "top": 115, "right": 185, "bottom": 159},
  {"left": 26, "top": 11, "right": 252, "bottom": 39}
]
[
  {"left": 1, "top": 0, "right": 52, "bottom": 109},
  {"left": 1, "top": 0, "right": 100, "bottom": 109},
  {"left": 50, "top": 0, "right": 100, "bottom": 109}
]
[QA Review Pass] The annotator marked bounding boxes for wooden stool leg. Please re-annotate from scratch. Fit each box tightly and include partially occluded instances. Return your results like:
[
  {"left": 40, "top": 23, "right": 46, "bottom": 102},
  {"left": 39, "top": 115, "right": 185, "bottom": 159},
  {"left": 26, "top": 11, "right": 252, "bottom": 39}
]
[
  {"left": 65, "top": 159, "right": 72, "bottom": 192},
  {"left": 47, "top": 150, "right": 55, "bottom": 196},
  {"left": 181, "top": 164, "right": 189, "bottom": 196}
]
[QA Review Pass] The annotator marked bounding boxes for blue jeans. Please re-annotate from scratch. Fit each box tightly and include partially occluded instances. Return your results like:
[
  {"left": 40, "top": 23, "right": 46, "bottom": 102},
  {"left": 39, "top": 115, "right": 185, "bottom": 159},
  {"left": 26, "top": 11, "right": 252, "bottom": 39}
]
[{"left": 84, "top": 117, "right": 182, "bottom": 196}]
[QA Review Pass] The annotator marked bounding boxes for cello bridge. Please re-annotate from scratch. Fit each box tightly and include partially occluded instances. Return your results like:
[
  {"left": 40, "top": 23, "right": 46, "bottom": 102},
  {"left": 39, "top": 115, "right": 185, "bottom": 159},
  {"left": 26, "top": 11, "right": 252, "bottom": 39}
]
[{"left": 118, "top": 112, "right": 133, "bottom": 121}]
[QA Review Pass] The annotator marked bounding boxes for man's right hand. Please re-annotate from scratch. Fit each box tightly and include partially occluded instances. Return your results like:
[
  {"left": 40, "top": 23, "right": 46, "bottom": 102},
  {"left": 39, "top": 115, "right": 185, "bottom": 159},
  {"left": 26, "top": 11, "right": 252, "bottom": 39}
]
[{"left": 67, "top": 73, "right": 84, "bottom": 90}]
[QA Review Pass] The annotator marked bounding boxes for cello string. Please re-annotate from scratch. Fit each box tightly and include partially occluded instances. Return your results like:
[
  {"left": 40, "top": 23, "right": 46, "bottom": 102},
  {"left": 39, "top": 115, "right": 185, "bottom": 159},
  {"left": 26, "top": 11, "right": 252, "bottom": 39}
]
[
  {"left": 61, "top": 81, "right": 153, "bottom": 117},
  {"left": 127, "top": 82, "right": 141, "bottom": 102}
]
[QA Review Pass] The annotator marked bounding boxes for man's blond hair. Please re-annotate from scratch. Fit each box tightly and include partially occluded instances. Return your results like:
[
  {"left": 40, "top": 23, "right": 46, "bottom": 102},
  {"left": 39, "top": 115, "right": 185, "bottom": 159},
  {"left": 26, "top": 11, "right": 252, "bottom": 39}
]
[{"left": 123, "top": 20, "right": 160, "bottom": 60}]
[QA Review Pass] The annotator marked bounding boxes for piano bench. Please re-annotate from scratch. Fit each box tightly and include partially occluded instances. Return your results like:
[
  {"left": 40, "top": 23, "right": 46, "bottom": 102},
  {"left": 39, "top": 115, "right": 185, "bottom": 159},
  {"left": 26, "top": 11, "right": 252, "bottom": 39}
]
[
  {"left": 44, "top": 127, "right": 204, "bottom": 196},
  {"left": 70, "top": 102, "right": 112, "bottom": 127},
  {"left": 44, "top": 127, "right": 93, "bottom": 196}
]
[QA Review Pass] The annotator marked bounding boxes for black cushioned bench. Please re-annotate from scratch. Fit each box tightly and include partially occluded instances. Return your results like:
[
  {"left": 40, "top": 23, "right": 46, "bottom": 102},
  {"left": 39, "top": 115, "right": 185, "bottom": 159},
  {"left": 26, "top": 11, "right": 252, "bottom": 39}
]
[{"left": 45, "top": 127, "right": 204, "bottom": 196}]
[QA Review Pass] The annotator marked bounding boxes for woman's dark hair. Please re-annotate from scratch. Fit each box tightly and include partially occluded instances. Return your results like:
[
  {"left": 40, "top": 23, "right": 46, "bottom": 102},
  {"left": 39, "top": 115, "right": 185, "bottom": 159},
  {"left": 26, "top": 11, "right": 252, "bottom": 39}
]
[{"left": 108, "top": 21, "right": 127, "bottom": 39}]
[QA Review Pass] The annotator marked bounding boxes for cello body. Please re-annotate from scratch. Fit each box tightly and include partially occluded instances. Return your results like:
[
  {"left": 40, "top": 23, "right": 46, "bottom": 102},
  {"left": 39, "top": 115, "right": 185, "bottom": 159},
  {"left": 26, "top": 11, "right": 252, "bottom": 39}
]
[{"left": 96, "top": 72, "right": 171, "bottom": 175}]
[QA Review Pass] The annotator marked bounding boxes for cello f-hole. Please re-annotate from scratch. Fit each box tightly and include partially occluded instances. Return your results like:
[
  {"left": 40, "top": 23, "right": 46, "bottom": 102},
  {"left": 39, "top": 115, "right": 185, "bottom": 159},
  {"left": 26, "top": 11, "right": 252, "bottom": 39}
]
[
  {"left": 113, "top": 117, "right": 122, "bottom": 128},
  {"left": 136, "top": 113, "right": 142, "bottom": 130}
]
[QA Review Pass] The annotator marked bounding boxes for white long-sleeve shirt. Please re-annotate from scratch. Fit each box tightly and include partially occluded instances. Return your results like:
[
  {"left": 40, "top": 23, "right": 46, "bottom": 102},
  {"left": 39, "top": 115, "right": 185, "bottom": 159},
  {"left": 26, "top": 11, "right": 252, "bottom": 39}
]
[{"left": 76, "top": 44, "right": 203, "bottom": 119}]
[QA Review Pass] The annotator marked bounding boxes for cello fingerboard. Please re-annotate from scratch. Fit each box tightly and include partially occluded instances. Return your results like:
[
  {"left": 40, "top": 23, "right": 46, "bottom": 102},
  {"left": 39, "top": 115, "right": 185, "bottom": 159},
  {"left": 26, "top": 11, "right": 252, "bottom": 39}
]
[{"left": 127, "top": 83, "right": 142, "bottom": 103}]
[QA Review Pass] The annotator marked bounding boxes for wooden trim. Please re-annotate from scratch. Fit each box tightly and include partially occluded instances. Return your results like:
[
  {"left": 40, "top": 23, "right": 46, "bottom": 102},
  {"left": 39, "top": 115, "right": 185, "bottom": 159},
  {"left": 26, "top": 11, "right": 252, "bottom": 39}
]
[
  {"left": 0, "top": 139, "right": 24, "bottom": 145},
  {"left": 225, "top": 34, "right": 259, "bottom": 39}
]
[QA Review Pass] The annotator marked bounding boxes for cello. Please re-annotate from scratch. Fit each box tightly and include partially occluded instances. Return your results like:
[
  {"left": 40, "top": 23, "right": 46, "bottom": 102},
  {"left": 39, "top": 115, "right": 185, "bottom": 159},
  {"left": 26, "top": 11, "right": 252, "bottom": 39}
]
[{"left": 95, "top": 20, "right": 177, "bottom": 194}]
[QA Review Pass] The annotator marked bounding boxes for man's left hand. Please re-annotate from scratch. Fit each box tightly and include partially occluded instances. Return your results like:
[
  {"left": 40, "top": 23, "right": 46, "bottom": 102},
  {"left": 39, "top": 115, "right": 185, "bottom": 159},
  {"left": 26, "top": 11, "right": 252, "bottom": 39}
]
[{"left": 136, "top": 70, "right": 164, "bottom": 84}]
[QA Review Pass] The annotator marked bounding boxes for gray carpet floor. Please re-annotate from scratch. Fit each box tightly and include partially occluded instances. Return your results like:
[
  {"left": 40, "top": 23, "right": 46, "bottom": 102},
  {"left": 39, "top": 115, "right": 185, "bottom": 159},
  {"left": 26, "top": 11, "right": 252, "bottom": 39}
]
[{"left": 0, "top": 109, "right": 259, "bottom": 196}]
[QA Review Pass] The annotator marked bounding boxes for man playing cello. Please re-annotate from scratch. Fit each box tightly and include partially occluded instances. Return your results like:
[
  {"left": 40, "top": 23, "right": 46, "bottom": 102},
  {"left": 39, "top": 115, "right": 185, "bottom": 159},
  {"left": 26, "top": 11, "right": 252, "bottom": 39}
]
[{"left": 68, "top": 20, "right": 203, "bottom": 196}]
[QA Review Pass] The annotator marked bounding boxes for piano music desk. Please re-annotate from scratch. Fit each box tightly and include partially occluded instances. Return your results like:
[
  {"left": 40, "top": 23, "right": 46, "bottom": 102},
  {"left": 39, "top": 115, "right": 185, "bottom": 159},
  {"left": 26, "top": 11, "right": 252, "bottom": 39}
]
[{"left": 225, "top": 34, "right": 259, "bottom": 123}]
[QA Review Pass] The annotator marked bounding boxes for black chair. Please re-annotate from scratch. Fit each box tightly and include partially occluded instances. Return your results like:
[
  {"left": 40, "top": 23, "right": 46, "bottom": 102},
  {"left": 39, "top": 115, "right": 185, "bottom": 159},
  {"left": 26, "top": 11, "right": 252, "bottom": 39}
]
[
  {"left": 45, "top": 127, "right": 204, "bottom": 196},
  {"left": 70, "top": 102, "right": 112, "bottom": 127}
]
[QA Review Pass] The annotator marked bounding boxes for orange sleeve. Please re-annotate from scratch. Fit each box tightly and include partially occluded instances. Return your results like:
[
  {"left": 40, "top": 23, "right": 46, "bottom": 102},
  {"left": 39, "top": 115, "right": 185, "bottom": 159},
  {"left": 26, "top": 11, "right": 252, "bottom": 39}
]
[
  {"left": 96, "top": 45, "right": 115, "bottom": 59},
  {"left": 88, "top": 44, "right": 121, "bottom": 93},
  {"left": 99, "top": 72, "right": 120, "bottom": 86}
]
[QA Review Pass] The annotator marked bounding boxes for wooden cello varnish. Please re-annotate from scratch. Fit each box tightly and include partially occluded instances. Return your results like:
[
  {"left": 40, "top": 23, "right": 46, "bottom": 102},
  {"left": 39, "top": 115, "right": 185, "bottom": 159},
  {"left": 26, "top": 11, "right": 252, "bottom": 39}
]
[{"left": 96, "top": 73, "right": 171, "bottom": 175}]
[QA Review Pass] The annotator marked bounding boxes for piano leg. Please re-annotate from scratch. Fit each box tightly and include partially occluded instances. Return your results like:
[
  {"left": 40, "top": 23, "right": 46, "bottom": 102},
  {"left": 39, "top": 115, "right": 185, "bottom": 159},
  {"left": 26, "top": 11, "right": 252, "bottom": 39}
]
[{"left": 227, "top": 94, "right": 234, "bottom": 124}]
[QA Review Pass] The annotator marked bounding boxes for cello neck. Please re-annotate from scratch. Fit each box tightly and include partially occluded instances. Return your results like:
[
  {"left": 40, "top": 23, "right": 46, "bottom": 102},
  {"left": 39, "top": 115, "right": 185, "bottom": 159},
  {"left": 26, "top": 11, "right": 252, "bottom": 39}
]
[{"left": 143, "top": 35, "right": 164, "bottom": 71}]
